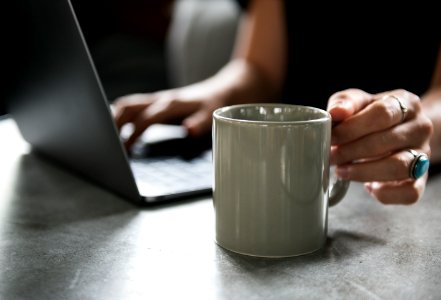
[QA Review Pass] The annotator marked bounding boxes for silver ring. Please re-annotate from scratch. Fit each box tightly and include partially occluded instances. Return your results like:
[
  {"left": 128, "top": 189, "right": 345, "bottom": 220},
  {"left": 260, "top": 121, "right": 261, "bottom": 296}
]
[
  {"left": 390, "top": 95, "right": 408, "bottom": 123},
  {"left": 407, "top": 149, "right": 430, "bottom": 179}
]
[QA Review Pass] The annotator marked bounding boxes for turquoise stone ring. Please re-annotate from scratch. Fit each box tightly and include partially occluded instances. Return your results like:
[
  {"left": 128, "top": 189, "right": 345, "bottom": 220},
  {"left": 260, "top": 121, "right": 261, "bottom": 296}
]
[{"left": 408, "top": 149, "right": 430, "bottom": 179}]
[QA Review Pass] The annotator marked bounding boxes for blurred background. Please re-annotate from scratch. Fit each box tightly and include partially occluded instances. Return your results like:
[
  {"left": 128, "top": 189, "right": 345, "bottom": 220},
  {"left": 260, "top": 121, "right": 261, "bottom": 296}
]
[{"left": 1, "top": 0, "right": 241, "bottom": 117}]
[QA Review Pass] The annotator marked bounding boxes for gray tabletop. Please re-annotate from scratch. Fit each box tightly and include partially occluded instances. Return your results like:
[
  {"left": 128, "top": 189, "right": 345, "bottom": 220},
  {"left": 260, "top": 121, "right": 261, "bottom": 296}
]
[{"left": 1, "top": 116, "right": 441, "bottom": 300}]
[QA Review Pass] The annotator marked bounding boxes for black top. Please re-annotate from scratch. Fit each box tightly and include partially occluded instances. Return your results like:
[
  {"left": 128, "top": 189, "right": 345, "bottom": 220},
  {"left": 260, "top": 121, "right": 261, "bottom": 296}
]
[{"left": 236, "top": 1, "right": 440, "bottom": 109}]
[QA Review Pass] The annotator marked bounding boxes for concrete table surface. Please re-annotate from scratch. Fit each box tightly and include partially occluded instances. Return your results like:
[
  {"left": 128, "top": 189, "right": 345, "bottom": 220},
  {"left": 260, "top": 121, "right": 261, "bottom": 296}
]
[{"left": 1, "top": 116, "right": 440, "bottom": 300}]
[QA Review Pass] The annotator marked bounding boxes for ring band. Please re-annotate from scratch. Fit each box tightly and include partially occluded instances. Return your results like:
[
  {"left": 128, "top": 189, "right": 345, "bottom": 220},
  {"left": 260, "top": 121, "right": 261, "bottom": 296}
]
[
  {"left": 407, "top": 149, "right": 430, "bottom": 179},
  {"left": 390, "top": 95, "right": 408, "bottom": 123}
]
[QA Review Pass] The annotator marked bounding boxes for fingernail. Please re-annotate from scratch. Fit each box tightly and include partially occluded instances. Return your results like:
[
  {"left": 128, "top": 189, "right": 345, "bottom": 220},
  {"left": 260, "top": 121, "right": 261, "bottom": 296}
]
[
  {"left": 330, "top": 147, "right": 338, "bottom": 164},
  {"left": 329, "top": 100, "right": 352, "bottom": 110}
]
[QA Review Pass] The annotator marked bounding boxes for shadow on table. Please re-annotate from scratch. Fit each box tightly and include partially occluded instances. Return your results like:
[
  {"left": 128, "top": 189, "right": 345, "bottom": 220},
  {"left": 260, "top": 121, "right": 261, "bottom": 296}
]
[
  {"left": 213, "top": 230, "right": 387, "bottom": 298},
  {"left": 215, "top": 229, "right": 386, "bottom": 270},
  {"left": 7, "top": 151, "right": 209, "bottom": 220},
  {"left": 4, "top": 153, "right": 138, "bottom": 227}
]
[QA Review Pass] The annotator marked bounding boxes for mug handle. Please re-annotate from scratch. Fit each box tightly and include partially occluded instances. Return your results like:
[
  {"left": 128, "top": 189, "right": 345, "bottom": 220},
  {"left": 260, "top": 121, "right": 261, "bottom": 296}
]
[
  {"left": 329, "top": 121, "right": 350, "bottom": 206},
  {"left": 328, "top": 177, "right": 350, "bottom": 207}
]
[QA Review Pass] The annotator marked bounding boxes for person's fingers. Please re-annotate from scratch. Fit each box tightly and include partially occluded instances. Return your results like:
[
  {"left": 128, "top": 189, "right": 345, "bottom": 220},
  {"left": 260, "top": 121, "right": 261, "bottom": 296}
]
[
  {"left": 123, "top": 97, "right": 202, "bottom": 148},
  {"left": 364, "top": 175, "right": 427, "bottom": 205},
  {"left": 335, "top": 147, "right": 430, "bottom": 182},
  {"left": 112, "top": 94, "right": 155, "bottom": 129},
  {"left": 183, "top": 109, "right": 214, "bottom": 137},
  {"left": 328, "top": 89, "right": 431, "bottom": 205},
  {"left": 123, "top": 110, "right": 153, "bottom": 149},
  {"left": 122, "top": 102, "right": 174, "bottom": 149},
  {"left": 327, "top": 89, "right": 375, "bottom": 122},
  {"left": 114, "top": 104, "right": 147, "bottom": 130},
  {"left": 331, "top": 117, "right": 433, "bottom": 165},
  {"left": 331, "top": 90, "right": 420, "bottom": 145}
]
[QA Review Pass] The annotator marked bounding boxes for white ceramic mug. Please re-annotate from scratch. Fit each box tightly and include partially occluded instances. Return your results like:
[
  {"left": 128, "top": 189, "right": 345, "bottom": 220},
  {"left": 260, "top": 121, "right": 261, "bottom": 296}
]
[{"left": 212, "top": 103, "right": 349, "bottom": 258}]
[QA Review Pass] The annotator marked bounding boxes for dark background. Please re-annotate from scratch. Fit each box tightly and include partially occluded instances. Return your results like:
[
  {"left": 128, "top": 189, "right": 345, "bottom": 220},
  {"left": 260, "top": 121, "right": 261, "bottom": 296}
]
[
  {"left": 1, "top": 0, "right": 173, "bottom": 116},
  {"left": 2, "top": 2, "right": 26, "bottom": 116}
]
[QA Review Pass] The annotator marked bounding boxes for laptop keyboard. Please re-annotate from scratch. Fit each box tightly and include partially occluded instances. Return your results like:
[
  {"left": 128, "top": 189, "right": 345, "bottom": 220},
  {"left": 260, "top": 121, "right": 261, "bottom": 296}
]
[{"left": 129, "top": 150, "right": 213, "bottom": 198}]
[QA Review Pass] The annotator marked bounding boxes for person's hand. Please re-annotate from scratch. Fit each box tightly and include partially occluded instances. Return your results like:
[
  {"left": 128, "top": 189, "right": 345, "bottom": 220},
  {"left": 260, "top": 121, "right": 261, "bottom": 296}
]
[
  {"left": 112, "top": 83, "right": 226, "bottom": 150},
  {"left": 327, "top": 88, "right": 433, "bottom": 204}
]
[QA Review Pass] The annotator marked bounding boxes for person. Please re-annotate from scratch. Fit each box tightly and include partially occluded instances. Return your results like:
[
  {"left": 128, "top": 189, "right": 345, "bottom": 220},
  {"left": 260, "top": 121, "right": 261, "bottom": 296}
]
[{"left": 112, "top": 0, "right": 441, "bottom": 205}]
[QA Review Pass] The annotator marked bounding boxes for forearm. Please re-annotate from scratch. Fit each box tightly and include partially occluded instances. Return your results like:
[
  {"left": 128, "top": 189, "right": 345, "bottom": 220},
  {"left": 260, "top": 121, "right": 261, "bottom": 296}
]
[
  {"left": 172, "top": 58, "right": 277, "bottom": 107},
  {"left": 171, "top": 0, "right": 286, "bottom": 107},
  {"left": 206, "top": 0, "right": 287, "bottom": 105},
  {"left": 232, "top": 0, "right": 287, "bottom": 97},
  {"left": 205, "top": 58, "right": 279, "bottom": 105}
]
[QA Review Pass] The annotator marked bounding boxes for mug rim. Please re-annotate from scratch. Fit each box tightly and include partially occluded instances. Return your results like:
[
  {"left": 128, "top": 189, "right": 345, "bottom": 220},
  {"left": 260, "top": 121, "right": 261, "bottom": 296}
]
[{"left": 213, "top": 103, "right": 330, "bottom": 125}]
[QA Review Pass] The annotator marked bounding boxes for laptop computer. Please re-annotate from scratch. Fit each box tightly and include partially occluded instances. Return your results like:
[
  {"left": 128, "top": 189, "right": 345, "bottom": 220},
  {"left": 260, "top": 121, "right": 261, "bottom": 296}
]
[{"left": 7, "top": 0, "right": 213, "bottom": 205}]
